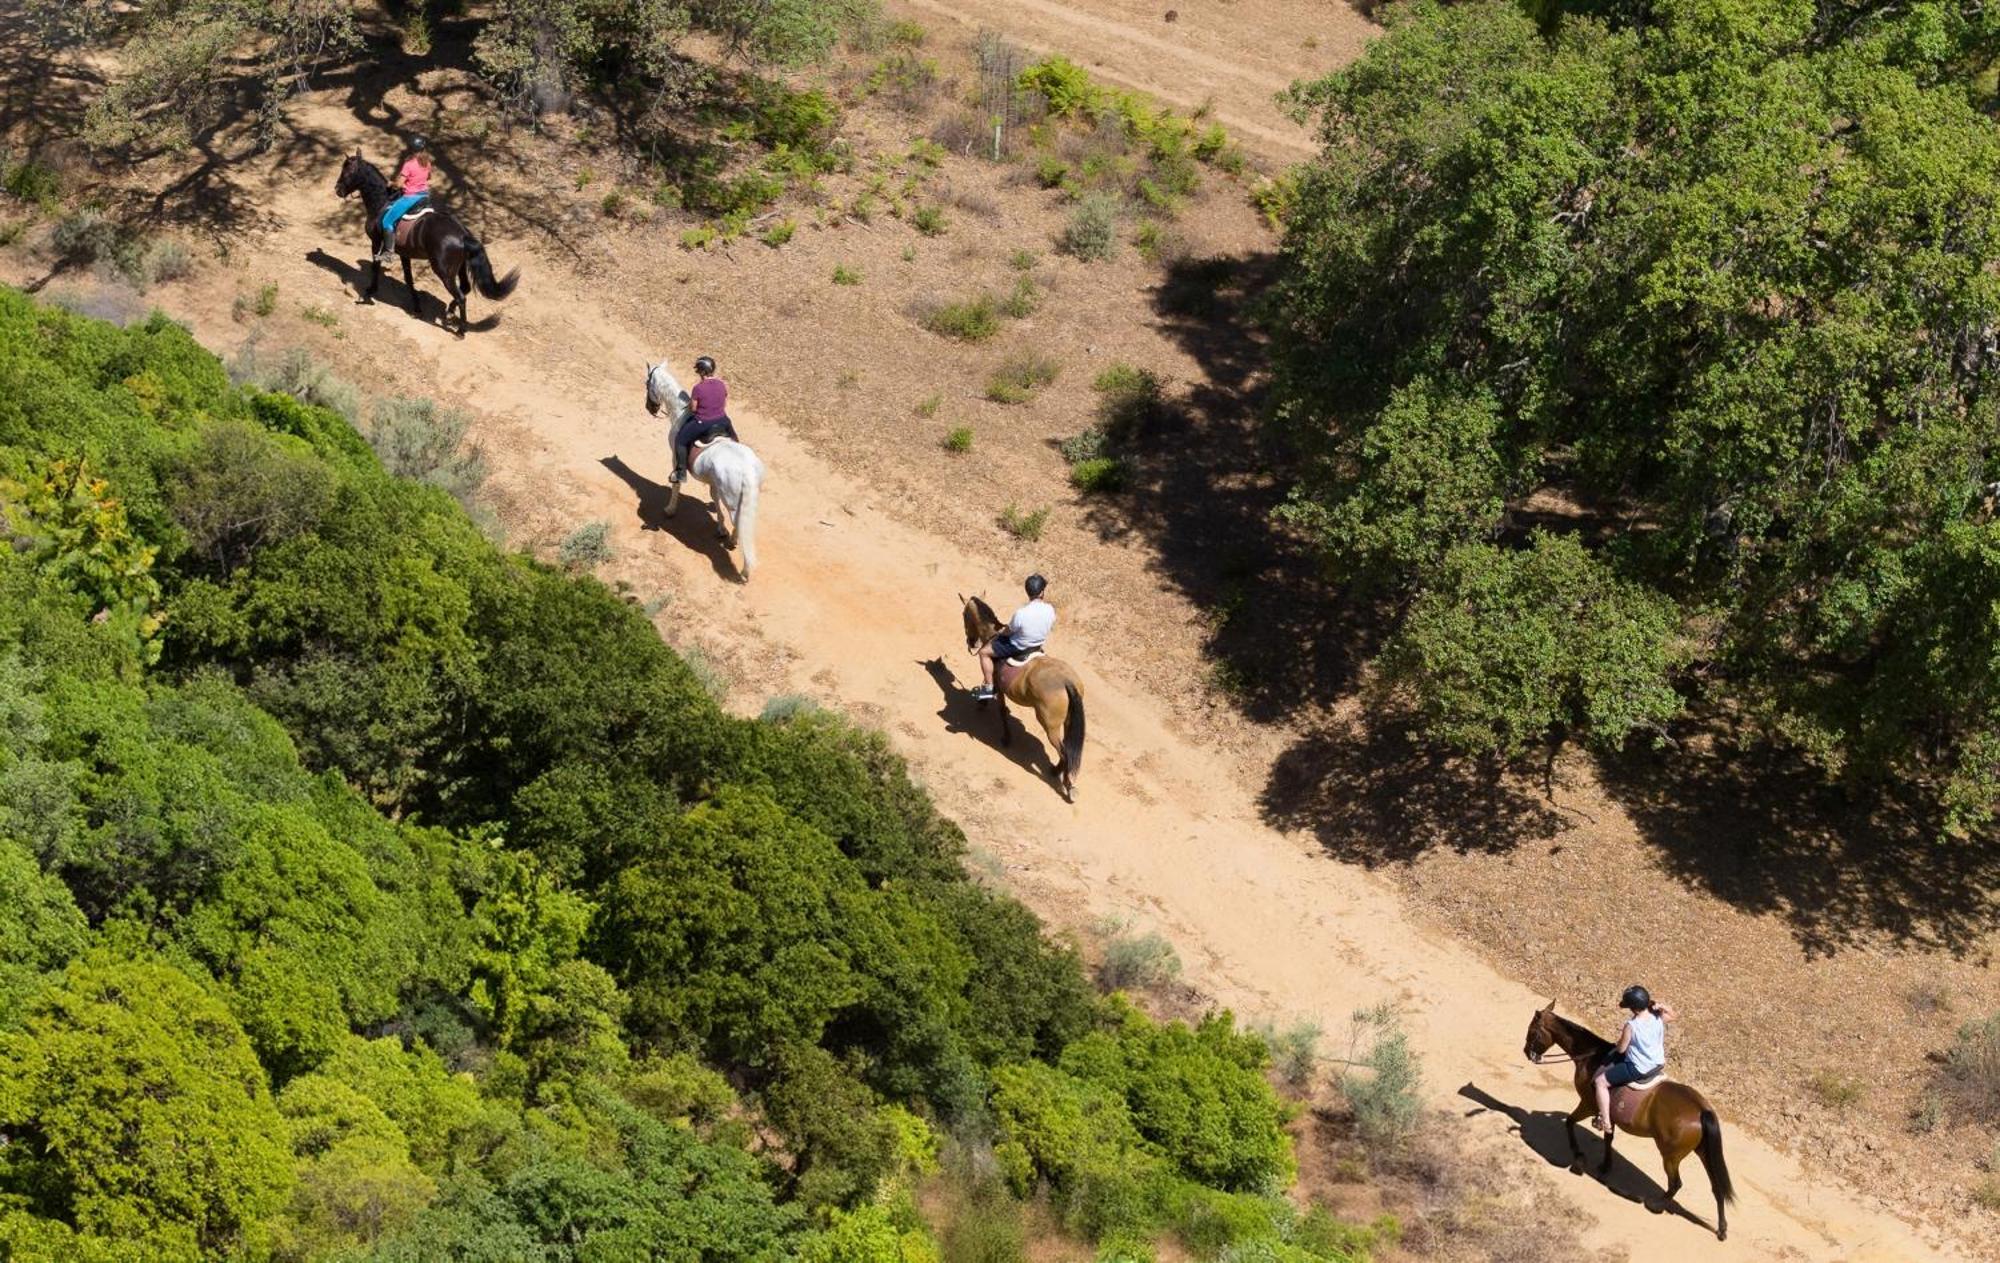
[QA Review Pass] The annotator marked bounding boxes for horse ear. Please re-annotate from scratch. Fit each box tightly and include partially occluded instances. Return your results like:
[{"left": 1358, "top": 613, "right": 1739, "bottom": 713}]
[{"left": 1546, "top": 998, "right": 1558, "bottom": 1013}]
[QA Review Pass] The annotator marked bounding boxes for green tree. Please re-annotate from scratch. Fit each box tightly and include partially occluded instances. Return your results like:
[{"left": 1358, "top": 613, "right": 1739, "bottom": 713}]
[
  {"left": 0, "top": 956, "right": 294, "bottom": 1260},
  {"left": 1270, "top": 0, "right": 2000, "bottom": 828}
]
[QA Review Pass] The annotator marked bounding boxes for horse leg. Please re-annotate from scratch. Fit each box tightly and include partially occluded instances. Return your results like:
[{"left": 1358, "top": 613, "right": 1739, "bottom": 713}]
[
  {"left": 402, "top": 252, "right": 418, "bottom": 314},
  {"left": 995, "top": 690, "right": 1012, "bottom": 747},
  {"left": 366, "top": 256, "right": 381, "bottom": 300},
  {"left": 1654, "top": 1142, "right": 1684, "bottom": 1215},
  {"left": 1598, "top": 1121, "right": 1616, "bottom": 1177},
  {"left": 457, "top": 261, "right": 471, "bottom": 335},
  {"left": 1563, "top": 1101, "right": 1590, "bottom": 1173}
]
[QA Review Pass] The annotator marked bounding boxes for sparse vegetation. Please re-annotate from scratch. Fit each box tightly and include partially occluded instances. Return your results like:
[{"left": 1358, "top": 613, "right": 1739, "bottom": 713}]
[
  {"left": 915, "top": 393, "right": 943, "bottom": 418},
  {"left": 944, "top": 426, "right": 974, "bottom": 453},
  {"left": 1060, "top": 193, "right": 1119, "bottom": 261},
  {"left": 760, "top": 218, "right": 796, "bottom": 247},
  {"left": 1096, "top": 923, "right": 1182, "bottom": 991},
  {"left": 985, "top": 353, "right": 1059, "bottom": 405},
  {"left": 832, "top": 263, "right": 861, "bottom": 285},
  {"left": 760, "top": 693, "right": 823, "bottom": 722},
  {"left": 680, "top": 225, "right": 718, "bottom": 250},
  {"left": 998, "top": 275, "right": 1040, "bottom": 319},
  {"left": 912, "top": 203, "right": 948, "bottom": 236},
  {"left": 918, "top": 294, "right": 1001, "bottom": 342},
  {"left": 1808, "top": 1071, "right": 1866, "bottom": 1111},
  {"left": 1009, "top": 247, "right": 1039, "bottom": 271},
  {"left": 367, "top": 396, "right": 489, "bottom": 506},
  {"left": 299, "top": 303, "right": 339, "bottom": 330},
  {"left": 1253, "top": 1020, "right": 1324, "bottom": 1091},
  {"left": 1069, "top": 457, "right": 1129, "bottom": 494},
  {"left": 1947, "top": 1013, "right": 2000, "bottom": 1121},
  {"left": 1000, "top": 503, "right": 1050, "bottom": 542},
  {"left": 1340, "top": 1006, "right": 1423, "bottom": 1156},
  {"left": 559, "top": 520, "right": 614, "bottom": 571}
]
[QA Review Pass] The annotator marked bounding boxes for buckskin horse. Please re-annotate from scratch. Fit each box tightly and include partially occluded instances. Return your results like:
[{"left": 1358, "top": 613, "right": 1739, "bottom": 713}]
[
  {"left": 1523, "top": 1001, "right": 1735, "bottom": 1239},
  {"left": 960, "top": 595, "right": 1085, "bottom": 801},
  {"left": 334, "top": 152, "right": 518, "bottom": 336}
]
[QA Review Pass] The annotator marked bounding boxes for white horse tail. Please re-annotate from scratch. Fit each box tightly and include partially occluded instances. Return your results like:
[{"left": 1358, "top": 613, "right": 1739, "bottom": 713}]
[{"left": 735, "top": 469, "right": 760, "bottom": 581}]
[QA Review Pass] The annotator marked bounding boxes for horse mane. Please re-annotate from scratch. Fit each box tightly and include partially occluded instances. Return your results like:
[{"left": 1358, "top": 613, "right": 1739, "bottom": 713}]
[
  {"left": 967, "top": 593, "right": 1001, "bottom": 634},
  {"left": 1552, "top": 1011, "right": 1614, "bottom": 1054}
]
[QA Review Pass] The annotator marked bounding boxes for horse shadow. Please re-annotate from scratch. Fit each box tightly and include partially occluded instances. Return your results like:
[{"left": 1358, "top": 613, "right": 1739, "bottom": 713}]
[
  {"left": 918, "top": 657, "right": 1061, "bottom": 789},
  {"left": 303, "top": 248, "right": 502, "bottom": 334},
  {"left": 598, "top": 456, "right": 738, "bottom": 582},
  {"left": 1456, "top": 1083, "right": 1716, "bottom": 1236}
]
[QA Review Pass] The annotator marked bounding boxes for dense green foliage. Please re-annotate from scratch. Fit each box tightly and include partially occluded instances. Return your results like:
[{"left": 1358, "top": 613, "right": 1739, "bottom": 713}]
[
  {"left": 0, "top": 287, "right": 1362, "bottom": 1261},
  {"left": 1270, "top": 0, "right": 2000, "bottom": 831}
]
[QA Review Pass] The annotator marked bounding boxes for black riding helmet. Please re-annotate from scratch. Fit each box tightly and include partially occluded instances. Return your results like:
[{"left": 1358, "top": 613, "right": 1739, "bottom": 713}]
[
  {"left": 694, "top": 355, "right": 717, "bottom": 376},
  {"left": 1620, "top": 984, "right": 1653, "bottom": 1012},
  {"left": 410, "top": 136, "right": 428, "bottom": 152},
  {"left": 1024, "top": 573, "right": 1047, "bottom": 599}
]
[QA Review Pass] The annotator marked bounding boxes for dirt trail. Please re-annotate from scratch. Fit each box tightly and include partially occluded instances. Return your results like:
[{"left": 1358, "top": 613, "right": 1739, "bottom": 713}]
[
  {"left": 19, "top": 89, "right": 1960, "bottom": 1262},
  {"left": 896, "top": 0, "right": 1357, "bottom": 160}
]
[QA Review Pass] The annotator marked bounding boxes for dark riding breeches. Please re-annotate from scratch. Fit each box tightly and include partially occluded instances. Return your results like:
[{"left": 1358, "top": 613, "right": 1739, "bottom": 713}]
[{"left": 675, "top": 415, "right": 737, "bottom": 474}]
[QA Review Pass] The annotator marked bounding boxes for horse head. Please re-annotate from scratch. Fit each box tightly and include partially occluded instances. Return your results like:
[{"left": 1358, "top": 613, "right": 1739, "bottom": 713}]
[
  {"left": 1524, "top": 1000, "right": 1560, "bottom": 1064},
  {"left": 334, "top": 151, "right": 371, "bottom": 200},
  {"left": 645, "top": 361, "right": 688, "bottom": 419},
  {"left": 961, "top": 593, "right": 999, "bottom": 653}
]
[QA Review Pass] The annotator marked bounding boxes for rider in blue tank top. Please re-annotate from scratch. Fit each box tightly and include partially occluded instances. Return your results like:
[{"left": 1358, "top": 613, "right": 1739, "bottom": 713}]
[{"left": 1594, "top": 984, "right": 1674, "bottom": 1133}]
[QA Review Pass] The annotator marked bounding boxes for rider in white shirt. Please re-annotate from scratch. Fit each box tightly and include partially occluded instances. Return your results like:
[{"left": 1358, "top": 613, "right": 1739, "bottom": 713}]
[{"left": 973, "top": 574, "right": 1054, "bottom": 702}]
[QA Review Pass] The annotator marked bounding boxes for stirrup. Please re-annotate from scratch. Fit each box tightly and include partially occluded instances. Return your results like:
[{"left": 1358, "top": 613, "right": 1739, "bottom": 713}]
[{"left": 971, "top": 686, "right": 995, "bottom": 702}]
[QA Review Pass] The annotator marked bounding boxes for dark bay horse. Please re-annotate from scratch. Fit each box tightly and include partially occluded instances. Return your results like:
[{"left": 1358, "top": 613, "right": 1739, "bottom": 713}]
[
  {"left": 1523, "top": 1001, "right": 1735, "bottom": 1239},
  {"left": 333, "top": 152, "right": 518, "bottom": 336},
  {"left": 961, "top": 595, "right": 1085, "bottom": 801}
]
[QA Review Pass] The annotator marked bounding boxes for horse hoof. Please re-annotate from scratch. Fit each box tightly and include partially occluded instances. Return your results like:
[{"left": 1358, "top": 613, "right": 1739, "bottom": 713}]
[
  {"left": 1567, "top": 1162, "right": 1584, "bottom": 1176},
  {"left": 1716, "top": 1228, "right": 1727, "bottom": 1242}
]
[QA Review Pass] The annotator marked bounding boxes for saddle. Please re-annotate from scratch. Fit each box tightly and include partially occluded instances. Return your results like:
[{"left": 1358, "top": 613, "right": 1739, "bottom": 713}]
[
  {"left": 1609, "top": 1072, "right": 1665, "bottom": 1130},
  {"left": 996, "top": 648, "right": 1044, "bottom": 693},
  {"left": 391, "top": 204, "right": 435, "bottom": 252}
]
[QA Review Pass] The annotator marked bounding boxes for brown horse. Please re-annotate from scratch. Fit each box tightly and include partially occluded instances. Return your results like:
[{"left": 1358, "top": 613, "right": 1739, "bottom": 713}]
[
  {"left": 961, "top": 595, "right": 1085, "bottom": 801},
  {"left": 1523, "top": 1001, "right": 1734, "bottom": 1239},
  {"left": 334, "top": 152, "right": 518, "bottom": 336}
]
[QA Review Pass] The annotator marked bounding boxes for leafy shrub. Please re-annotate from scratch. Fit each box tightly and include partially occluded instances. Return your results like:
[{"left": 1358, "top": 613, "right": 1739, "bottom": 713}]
[
  {"left": 944, "top": 427, "right": 974, "bottom": 454},
  {"left": 1069, "top": 458, "right": 1128, "bottom": 494},
  {"left": 762, "top": 219, "right": 797, "bottom": 247},
  {"left": 1339, "top": 1006, "right": 1422, "bottom": 1155},
  {"left": 559, "top": 521, "right": 613, "bottom": 571},
  {"left": 1059, "top": 428, "right": 1108, "bottom": 464},
  {"left": 1035, "top": 155, "right": 1071, "bottom": 189},
  {"left": 999, "top": 504, "right": 1049, "bottom": 542},
  {"left": 1019, "top": 57, "right": 1100, "bottom": 118},
  {"left": 680, "top": 225, "right": 717, "bottom": 250},
  {"left": 1009, "top": 248, "right": 1039, "bottom": 271},
  {"left": 140, "top": 238, "right": 194, "bottom": 285},
  {"left": 997, "top": 276, "right": 1039, "bottom": 319},
  {"left": 368, "top": 397, "right": 488, "bottom": 504},
  {"left": 887, "top": 18, "right": 928, "bottom": 45},
  {"left": 985, "top": 354, "right": 1058, "bottom": 405},
  {"left": 600, "top": 189, "right": 627, "bottom": 217},
  {"left": 1808, "top": 1071, "right": 1865, "bottom": 1110},
  {"left": 1252, "top": 1020, "right": 1322, "bottom": 1091},
  {"left": 1097, "top": 929, "right": 1179, "bottom": 991},
  {"left": 254, "top": 282, "right": 278, "bottom": 316},
  {"left": 919, "top": 295, "right": 1001, "bottom": 342},
  {"left": 52, "top": 208, "right": 120, "bottom": 265},
  {"left": 230, "top": 343, "right": 360, "bottom": 423},
  {"left": 761, "top": 694, "right": 823, "bottom": 722},
  {"left": 865, "top": 52, "right": 941, "bottom": 114},
  {"left": 912, "top": 204, "right": 948, "bottom": 236},
  {"left": 1060, "top": 194, "right": 1119, "bottom": 261},
  {"left": 3, "top": 158, "right": 60, "bottom": 208},
  {"left": 833, "top": 264, "right": 861, "bottom": 285}
]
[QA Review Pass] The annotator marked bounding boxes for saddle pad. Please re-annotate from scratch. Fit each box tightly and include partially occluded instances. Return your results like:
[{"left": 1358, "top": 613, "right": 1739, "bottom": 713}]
[{"left": 1005, "top": 650, "right": 1045, "bottom": 667}]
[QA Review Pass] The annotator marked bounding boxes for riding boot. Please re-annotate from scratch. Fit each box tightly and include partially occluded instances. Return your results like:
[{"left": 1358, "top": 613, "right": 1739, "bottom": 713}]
[{"left": 373, "top": 237, "right": 394, "bottom": 264}]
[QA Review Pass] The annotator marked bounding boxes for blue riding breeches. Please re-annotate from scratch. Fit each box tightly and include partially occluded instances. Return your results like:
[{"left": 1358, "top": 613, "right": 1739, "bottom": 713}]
[{"left": 380, "top": 193, "right": 428, "bottom": 235}]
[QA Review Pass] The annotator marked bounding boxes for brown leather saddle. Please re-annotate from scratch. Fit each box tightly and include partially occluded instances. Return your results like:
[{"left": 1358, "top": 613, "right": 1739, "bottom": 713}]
[
  {"left": 391, "top": 205, "right": 435, "bottom": 252},
  {"left": 996, "top": 649, "right": 1045, "bottom": 693},
  {"left": 1609, "top": 1073, "right": 1664, "bottom": 1130}
]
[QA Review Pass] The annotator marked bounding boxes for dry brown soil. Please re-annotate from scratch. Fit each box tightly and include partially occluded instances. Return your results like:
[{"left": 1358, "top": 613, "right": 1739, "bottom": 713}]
[{"left": 5, "top": 1, "right": 1997, "bottom": 1259}]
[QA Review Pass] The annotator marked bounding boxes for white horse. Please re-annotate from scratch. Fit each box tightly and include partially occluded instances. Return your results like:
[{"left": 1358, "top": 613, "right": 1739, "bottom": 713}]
[{"left": 644, "top": 362, "right": 765, "bottom": 582}]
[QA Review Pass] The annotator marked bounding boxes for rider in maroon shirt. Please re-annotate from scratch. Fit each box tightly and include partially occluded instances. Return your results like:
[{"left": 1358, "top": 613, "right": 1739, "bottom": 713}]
[{"left": 674, "top": 356, "right": 740, "bottom": 483}]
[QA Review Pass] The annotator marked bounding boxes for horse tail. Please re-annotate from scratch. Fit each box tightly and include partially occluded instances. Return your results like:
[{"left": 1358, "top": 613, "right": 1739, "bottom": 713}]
[
  {"left": 1697, "top": 1109, "right": 1734, "bottom": 1206},
  {"left": 1062, "top": 682, "right": 1085, "bottom": 774},
  {"left": 734, "top": 470, "right": 760, "bottom": 580},
  {"left": 465, "top": 236, "right": 519, "bottom": 300}
]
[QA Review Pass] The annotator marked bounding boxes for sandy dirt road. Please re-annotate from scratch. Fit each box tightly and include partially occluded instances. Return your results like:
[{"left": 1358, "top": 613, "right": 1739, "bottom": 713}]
[{"left": 11, "top": 92, "right": 1963, "bottom": 1259}]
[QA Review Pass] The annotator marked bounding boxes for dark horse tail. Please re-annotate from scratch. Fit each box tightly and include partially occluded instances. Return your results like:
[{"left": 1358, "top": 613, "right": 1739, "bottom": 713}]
[
  {"left": 1698, "top": 1109, "right": 1735, "bottom": 1205},
  {"left": 1062, "top": 683, "right": 1085, "bottom": 774},
  {"left": 465, "top": 236, "right": 519, "bottom": 301}
]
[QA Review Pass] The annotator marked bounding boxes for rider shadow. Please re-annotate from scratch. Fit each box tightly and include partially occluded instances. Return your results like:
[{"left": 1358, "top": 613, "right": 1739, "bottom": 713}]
[
  {"left": 1456, "top": 1084, "right": 1715, "bottom": 1236},
  {"left": 303, "top": 247, "right": 502, "bottom": 333},
  {"left": 598, "top": 456, "right": 737, "bottom": 582},
  {"left": 918, "top": 657, "right": 1060, "bottom": 788}
]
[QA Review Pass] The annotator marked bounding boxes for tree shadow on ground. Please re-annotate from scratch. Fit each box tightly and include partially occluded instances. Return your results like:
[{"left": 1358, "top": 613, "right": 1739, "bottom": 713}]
[
  {"left": 1598, "top": 735, "right": 2000, "bottom": 957},
  {"left": 1260, "top": 716, "right": 1570, "bottom": 866},
  {"left": 599, "top": 455, "right": 740, "bottom": 582},
  {"left": 1076, "top": 253, "right": 1384, "bottom": 725},
  {"left": 917, "top": 656, "right": 1063, "bottom": 792},
  {"left": 1457, "top": 1083, "right": 1718, "bottom": 1238}
]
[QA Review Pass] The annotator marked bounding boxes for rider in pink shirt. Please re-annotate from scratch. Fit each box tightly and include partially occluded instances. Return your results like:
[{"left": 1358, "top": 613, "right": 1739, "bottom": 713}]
[{"left": 376, "top": 140, "right": 433, "bottom": 262}]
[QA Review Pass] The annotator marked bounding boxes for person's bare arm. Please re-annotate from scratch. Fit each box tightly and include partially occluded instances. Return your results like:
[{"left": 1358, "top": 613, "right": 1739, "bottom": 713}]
[
  {"left": 1655, "top": 1003, "right": 1677, "bottom": 1022},
  {"left": 1614, "top": 1024, "right": 1633, "bottom": 1053}
]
